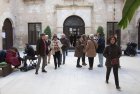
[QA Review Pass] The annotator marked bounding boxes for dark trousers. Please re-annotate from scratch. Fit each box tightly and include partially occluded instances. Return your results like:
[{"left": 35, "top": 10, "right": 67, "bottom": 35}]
[
  {"left": 62, "top": 50, "right": 66, "bottom": 64},
  {"left": 36, "top": 55, "right": 47, "bottom": 72},
  {"left": 66, "top": 48, "right": 68, "bottom": 56},
  {"left": 53, "top": 51, "right": 61, "bottom": 68},
  {"left": 82, "top": 53, "right": 85, "bottom": 63},
  {"left": 106, "top": 66, "right": 119, "bottom": 87},
  {"left": 88, "top": 57, "right": 94, "bottom": 68},
  {"left": 77, "top": 57, "right": 81, "bottom": 66}
]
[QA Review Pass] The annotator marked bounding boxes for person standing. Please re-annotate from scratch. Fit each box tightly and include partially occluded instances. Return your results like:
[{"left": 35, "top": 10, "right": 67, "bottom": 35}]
[
  {"left": 51, "top": 34, "right": 62, "bottom": 69},
  {"left": 35, "top": 33, "right": 47, "bottom": 74},
  {"left": 45, "top": 35, "right": 51, "bottom": 65},
  {"left": 60, "top": 34, "right": 69, "bottom": 64},
  {"left": 74, "top": 35, "right": 84, "bottom": 68},
  {"left": 97, "top": 33, "right": 105, "bottom": 67},
  {"left": 85, "top": 34, "right": 98, "bottom": 70},
  {"left": 81, "top": 34, "right": 87, "bottom": 66},
  {"left": 103, "top": 36, "right": 121, "bottom": 89}
]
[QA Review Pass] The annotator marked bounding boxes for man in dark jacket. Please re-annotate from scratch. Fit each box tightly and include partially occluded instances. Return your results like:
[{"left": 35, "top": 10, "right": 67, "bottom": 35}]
[
  {"left": 23, "top": 44, "right": 36, "bottom": 67},
  {"left": 35, "top": 33, "right": 47, "bottom": 74},
  {"left": 60, "top": 34, "right": 69, "bottom": 64},
  {"left": 96, "top": 34, "right": 105, "bottom": 67}
]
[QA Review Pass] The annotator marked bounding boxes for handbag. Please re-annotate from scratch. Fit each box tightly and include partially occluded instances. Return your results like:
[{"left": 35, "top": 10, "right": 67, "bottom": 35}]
[{"left": 111, "top": 58, "right": 119, "bottom": 65}]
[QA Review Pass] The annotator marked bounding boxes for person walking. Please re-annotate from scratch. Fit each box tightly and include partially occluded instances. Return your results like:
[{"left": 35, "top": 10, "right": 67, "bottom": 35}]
[
  {"left": 51, "top": 34, "right": 62, "bottom": 69},
  {"left": 45, "top": 35, "right": 51, "bottom": 65},
  {"left": 85, "top": 34, "right": 98, "bottom": 70},
  {"left": 103, "top": 36, "right": 121, "bottom": 89},
  {"left": 35, "top": 33, "right": 47, "bottom": 74},
  {"left": 97, "top": 33, "right": 105, "bottom": 67},
  {"left": 60, "top": 34, "right": 69, "bottom": 64}
]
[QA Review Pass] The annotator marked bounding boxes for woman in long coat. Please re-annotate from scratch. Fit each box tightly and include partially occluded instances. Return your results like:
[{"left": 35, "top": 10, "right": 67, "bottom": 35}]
[
  {"left": 85, "top": 34, "right": 98, "bottom": 70},
  {"left": 103, "top": 36, "right": 121, "bottom": 89},
  {"left": 74, "top": 35, "right": 84, "bottom": 68}
]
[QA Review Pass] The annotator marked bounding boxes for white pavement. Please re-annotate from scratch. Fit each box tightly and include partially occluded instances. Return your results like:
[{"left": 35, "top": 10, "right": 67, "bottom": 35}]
[{"left": 0, "top": 52, "right": 140, "bottom": 94}]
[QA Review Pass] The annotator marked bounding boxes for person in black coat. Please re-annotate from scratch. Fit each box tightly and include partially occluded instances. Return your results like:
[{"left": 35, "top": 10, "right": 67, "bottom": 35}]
[
  {"left": 60, "top": 34, "right": 69, "bottom": 64},
  {"left": 23, "top": 44, "right": 36, "bottom": 67},
  {"left": 35, "top": 33, "right": 47, "bottom": 74},
  {"left": 103, "top": 36, "right": 121, "bottom": 90},
  {"left": 96, "top": 34, "right": 105, "bottom": 67}
]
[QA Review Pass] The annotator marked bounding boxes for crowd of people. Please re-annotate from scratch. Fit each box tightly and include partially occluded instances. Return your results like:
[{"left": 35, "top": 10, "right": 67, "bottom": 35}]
[
  {"left": 0, "top": 32, "right": 122, "bottom": 90},
  {"left": 32, "top": 32, "right": 121, "bottom": 90}
]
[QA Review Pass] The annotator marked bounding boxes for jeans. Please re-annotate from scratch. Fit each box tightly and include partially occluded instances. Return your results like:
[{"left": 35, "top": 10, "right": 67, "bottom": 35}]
[{"left": 98, "top": 53, "right": 103, "bottom": 66}]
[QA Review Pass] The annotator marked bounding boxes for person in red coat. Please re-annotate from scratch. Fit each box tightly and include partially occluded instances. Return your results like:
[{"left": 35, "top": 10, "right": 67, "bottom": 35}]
[{"left": 6, "top": 47, "right": 21, "bottom": 68}]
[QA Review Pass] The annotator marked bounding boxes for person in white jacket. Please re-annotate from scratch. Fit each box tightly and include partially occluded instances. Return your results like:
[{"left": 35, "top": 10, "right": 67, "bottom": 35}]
[{"left": 51, "top": 34, "right": 62, "bottom": 69}]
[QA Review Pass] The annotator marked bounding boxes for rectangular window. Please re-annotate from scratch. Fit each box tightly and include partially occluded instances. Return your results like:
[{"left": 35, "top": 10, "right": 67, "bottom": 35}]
[
  {"left": 107, "top": 22, "right": 121, "bottom": 46},
  {"left": 28, "top": 23, "right": 41, "bottom": 45}
]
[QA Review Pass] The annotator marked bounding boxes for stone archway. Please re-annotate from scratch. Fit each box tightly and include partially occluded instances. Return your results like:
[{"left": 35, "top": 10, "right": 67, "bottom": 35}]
[
  {"left": 63, "top": 15, "right": 85, "bottom": 47},
  {"left": 2, "top": 18, "right": 13, "bottom": 49}
]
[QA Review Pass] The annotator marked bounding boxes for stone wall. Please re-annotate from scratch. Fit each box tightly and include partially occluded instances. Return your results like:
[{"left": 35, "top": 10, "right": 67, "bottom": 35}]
[{"left": 0, "top": 0, "right": 139, "bottom": 49}]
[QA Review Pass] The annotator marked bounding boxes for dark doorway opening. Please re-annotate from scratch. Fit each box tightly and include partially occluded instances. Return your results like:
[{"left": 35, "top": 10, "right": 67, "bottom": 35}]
[
  {"left": 107, "top": 22, "right": 121, "bottom": 46},
  {"left": 2, "top": 18, "right": 13, "bottom": 50},
  {"left": 138, "top": 22, "right": 140, "bottom": 50},
  {"left": 63, "top": 15, "right": 85, "bottom": 47}
]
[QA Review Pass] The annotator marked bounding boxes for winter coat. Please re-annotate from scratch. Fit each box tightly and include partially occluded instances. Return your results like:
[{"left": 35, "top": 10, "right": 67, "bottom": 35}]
[
  {"left": 24, "top": 45, "right": 35, "bottom": 57},
  {"left": 5, "top": 50, "right": 21, "bottom": 67},
  {"left": 74, "top": 40, "right": 84, "bottom": 57},
  {"left": 36, "top": 39, "right": 46, "bottom": 56},
  {"left": 85, "top": 39, "right": 98, "bottom": 57},
  {"left": 51, "top": 39, "right": 62, "bottom": 55},
  {"left": 96, "top": 37, "right": 105, "bottom": 53},
  {"left": 60, "top": 38, "right": 70, "bottom": 51},
  {"left": 103, "top": 44, "right": 121, "bottom": 67}
]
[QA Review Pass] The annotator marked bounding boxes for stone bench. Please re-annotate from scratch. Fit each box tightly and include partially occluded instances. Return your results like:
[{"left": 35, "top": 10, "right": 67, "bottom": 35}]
[{"left": 0, "top": 62, "right": 12, "bottom": 77}]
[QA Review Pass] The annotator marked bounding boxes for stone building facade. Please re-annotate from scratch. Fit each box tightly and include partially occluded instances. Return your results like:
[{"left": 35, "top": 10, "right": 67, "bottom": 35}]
[{"left": 0, "top": 0, "right": 140, "bottom": 50}]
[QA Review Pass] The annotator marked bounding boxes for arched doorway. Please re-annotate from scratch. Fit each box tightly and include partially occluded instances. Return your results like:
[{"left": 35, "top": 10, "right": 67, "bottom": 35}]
[
  {"left": 2, "top": 18, "right": 13, "bottom": 49},
  {"left": 63, "top": 15, "right": 85, "bottom": 47},
  {"left": 138, "top": 21, "right": 140, "bottom": 50}
]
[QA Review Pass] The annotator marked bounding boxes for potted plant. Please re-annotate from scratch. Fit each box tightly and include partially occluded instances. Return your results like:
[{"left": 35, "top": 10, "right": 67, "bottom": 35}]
[
  {"left": 97, "top": 26, "right": 104, "bottom": 37},
  {"left": 44, "top": 26, "right": 52, "bottom": 39}
]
